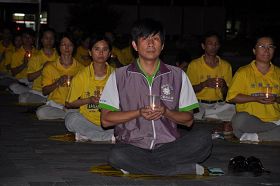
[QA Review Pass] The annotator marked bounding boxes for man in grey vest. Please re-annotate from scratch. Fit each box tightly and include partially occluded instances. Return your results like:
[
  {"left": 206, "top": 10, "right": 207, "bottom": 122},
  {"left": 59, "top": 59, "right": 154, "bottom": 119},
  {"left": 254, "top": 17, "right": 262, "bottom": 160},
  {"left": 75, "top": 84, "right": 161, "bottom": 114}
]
[{"left": 99, "top": 18, "right": 212, "bottom": 176}]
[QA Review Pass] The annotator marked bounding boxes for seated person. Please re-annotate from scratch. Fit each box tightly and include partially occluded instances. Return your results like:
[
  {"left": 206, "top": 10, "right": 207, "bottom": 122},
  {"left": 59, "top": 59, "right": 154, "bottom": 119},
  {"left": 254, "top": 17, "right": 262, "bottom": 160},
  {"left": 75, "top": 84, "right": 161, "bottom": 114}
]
[
  {"left": 74, "top": 34, "right": 91, "bottom": 66},
  {"left": 0, "top": 30, "right": 21, "bottom": 87},
  {"left": 227, "top": 35, "right": 280, "bottom": 142},
  {"left": 36, "top": 33, "right": 83, "bottom": 120},
  {"left": 9, "top": 29, "right": 38, "bottom": 94},
  {"left": 99, "top": 18, "right": 212, "bottom": 176},
  {"left": 19, "top": 28, "right": 59, "bottom": 104},
  {"left": 65, "top": 35, "right": 115, "bottom": 142},
  {"left": 186, "top": 32, "right": 235, "bottom": 122},
  {"left": 0, "top": 27, "right": 14, "bottom": 76},
  {"left": 111, "top": 33, "right": 135, "bottom": 66}
]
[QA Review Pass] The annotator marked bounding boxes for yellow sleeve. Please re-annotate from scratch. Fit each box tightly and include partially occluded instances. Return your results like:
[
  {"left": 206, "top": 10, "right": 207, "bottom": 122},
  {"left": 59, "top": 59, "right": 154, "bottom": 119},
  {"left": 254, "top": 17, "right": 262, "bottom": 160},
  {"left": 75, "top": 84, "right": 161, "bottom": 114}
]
[
  {"left": 27, "top": 55, "right": 40, "bottom": 74},
  {"left": 11, "top": 52, "right": 23, "bottom": 68},
  {"left": 3, "top": 51, "right": 13, "bottom": 66},
  {"left": 223, "top": 62, "right": 233, "bottom": 86},
  {"left": 226, "top": 68, "right": 247, "bottom": 101},
  {"left": 66, "top": 70, "right": 85, "bottom": 103},
  {"left": 41, "top": 63, "right": 54, "bottom": 87},
  {"left": 186, "top": 61, "right": 199, "bottom": 85}
]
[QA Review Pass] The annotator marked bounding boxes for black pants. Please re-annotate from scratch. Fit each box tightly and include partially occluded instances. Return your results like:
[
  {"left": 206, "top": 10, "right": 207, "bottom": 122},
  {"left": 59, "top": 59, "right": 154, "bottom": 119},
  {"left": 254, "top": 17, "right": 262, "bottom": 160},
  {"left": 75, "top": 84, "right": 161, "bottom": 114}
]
[{"left": 108, "top": 126, "right": 212, "bottom": 176}]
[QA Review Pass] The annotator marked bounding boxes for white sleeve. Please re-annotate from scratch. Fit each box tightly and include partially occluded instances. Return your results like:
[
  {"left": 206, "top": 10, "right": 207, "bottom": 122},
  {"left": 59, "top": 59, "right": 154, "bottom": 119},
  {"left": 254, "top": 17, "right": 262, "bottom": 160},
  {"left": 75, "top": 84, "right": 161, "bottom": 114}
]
[
  {"left": 99, "top": 71, "right": 120, "bottom": 111},
  {"left": 179, "top": 71, "right": 199, "bottom": 111}
]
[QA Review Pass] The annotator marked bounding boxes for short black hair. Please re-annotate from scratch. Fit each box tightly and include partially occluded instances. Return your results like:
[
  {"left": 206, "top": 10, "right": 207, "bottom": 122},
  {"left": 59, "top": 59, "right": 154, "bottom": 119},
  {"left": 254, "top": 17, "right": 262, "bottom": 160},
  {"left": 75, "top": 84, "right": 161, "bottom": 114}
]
[
  {"left": 57, "top": 32, "right": 77, "bottom": 56},
  {"left": 89, "top": 34, "right": 112, "bottom": 51},
  {"left": 40, "top": 27, "right": 56, "bottom": 39},
  {"left": 254, "top": 34, "right": 274, "bottom": 48},
  {"left": 201, "top": 31, "right": 221, "bottom": 44},
  {"left": 131, "top": 18, "right": 165, "bottom": 44},
  {"left": 21, "top": 28, "right": 35, "bottom": 37}
]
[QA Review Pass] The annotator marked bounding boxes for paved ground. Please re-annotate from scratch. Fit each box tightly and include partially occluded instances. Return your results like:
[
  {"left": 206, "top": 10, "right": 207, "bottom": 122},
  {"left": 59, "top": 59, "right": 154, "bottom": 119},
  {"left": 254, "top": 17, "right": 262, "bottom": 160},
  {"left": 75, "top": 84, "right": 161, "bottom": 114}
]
[{"left": 0, "top": 88, "right": 280, "bottom": 186}]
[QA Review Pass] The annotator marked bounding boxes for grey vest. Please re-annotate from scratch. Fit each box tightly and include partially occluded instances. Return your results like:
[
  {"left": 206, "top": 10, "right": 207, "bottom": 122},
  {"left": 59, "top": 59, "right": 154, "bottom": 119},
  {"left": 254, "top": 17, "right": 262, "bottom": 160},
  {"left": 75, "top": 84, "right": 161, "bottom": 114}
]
[{"left": 115, "top": 61, "right": 183, "bottom": 149}]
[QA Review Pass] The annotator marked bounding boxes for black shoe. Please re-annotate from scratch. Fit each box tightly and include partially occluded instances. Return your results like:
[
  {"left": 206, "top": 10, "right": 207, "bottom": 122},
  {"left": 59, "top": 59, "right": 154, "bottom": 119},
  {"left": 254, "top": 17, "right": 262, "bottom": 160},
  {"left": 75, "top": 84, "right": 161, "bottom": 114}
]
[
  {"left": 228, "top": 155, "right": 270, "bottom": 177},
  {"left": 228, "top": 155, "right": 248, "bottom": 174},
  {"left": 246, "top": 156, "right": 270, "bottom": 177}
]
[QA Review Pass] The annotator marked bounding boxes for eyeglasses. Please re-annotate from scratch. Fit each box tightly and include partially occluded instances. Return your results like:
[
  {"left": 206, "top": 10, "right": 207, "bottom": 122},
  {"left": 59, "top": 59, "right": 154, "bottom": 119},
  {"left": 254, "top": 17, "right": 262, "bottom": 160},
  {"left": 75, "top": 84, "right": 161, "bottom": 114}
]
[{"left": 256, "top": 45, "right": 276, "bottom": 50}]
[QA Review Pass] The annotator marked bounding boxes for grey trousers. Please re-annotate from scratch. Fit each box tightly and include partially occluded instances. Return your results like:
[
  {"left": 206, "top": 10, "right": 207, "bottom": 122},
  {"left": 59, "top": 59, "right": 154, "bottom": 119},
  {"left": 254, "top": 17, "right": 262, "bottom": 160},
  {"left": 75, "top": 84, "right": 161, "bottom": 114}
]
[
  {"left": 108, "top": 126, "right": 212, "bottom": 176},
  {"left": 9, "top": 82, "right": 30, "bottom": 94},
  {"left": 65, "top": 112, "right": 114, "bottom": 141},
  {"left": 232, "top": 112, "right": 280, "bottom": 141},
  {"left": 19, "top": 90, "right": 47, "bottom": 104},
  {"left": 36, "top": 104, "right": 66, "bottom": 120},
  {"left": 194, "top": 102, "right": 236, "bottom": 121}
]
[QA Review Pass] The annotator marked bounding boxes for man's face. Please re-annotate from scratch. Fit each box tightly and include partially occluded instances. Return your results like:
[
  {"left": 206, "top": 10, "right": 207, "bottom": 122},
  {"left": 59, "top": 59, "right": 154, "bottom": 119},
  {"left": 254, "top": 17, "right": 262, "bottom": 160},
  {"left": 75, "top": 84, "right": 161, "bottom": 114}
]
[
  {"left": 132, "top": 33, "right": 164, "bottom": 61},
  {"left": 22, "top": 33, "right": 34, "bottom": 47},
  {"left": 202, "top": 36, "right": 220, "bottom": 56},
  {"left": 41, "top": 31, "right": 55, "bottom": 49}
]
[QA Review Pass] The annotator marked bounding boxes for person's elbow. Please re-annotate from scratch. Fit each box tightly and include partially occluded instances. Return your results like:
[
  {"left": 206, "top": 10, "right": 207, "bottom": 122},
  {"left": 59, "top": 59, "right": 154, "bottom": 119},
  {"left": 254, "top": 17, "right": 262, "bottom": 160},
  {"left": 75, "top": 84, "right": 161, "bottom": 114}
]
[
  {"left": 42, "top": 88, "right": 49, "bottom": 96},
  {"left": 181, "top": 112, "right": 194, "bottom": 127},
  {"left": 27, "top": 74, "right": 33, "bottom": 82},
  {"left": 184, "top": 115, "right": 194, "bottom": 127},
  {"left": 100, "top": 110, "right": 112, "bottom": 128}
]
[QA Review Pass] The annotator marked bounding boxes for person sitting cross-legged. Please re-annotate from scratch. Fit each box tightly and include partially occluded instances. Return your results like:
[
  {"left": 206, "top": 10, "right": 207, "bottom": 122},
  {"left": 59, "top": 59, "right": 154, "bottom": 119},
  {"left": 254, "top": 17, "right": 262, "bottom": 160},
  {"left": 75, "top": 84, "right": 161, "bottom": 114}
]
[
  {"left": 99, "top": 18, "right": 212, "bottom": 176},
  {"left": 36, "top": 33, "right": 83, "bottom": 120},
  {"left": 65, "top": 35, "right": 115, "bottom": 142},
  {"left": 227, "top": 35, "right": 280, "bottom": 142}
]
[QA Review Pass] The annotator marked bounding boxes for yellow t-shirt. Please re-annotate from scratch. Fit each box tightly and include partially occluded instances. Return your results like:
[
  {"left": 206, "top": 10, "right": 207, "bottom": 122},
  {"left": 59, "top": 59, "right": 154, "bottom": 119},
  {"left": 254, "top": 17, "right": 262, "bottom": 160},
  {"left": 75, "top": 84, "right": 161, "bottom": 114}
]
[
  {"left": 226, "top": 60, "right": 280, "bottom": 122},
  {"left": 27, "top": 49, "right": 59, "bottom": 92},
  {"left": 42, "top": 58, "right": 84, "bottom": 105},
  {"left": 66, "top": 63, "right": 114, "bottom": 125},
  {"left": 186, "top": 55, "right": 232, "bottom": 101},
  {"left": 74, "top": 46, "right": 91, "bottom": 66},
  {"left": 0, "top": 41, "right": 14, "bottom": 73},
  {"left": 112, "top": 46, "right": 134, "bottom": 66},
  {"left": 10, "top": 46, "right": 38, "bottom": 79}
]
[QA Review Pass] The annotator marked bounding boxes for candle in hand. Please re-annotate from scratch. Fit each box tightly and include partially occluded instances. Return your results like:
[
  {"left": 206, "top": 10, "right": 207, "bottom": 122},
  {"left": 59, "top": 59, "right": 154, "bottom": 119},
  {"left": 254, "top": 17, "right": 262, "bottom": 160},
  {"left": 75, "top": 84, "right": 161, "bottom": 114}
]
[
  {"left": 66, "top": 76, "right": 71, "bottom": 87},
  {"left": 215, "top": 77, "right": 219, "bottom": 88},
  {"left": 265, "top": 87, "right": 269, "bottom": 98}
]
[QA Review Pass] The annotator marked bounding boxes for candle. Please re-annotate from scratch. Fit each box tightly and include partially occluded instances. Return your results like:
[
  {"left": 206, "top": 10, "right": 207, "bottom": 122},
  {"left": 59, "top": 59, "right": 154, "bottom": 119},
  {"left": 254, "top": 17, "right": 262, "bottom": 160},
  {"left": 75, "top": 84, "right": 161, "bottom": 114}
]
[
  {"left": 215, "top": 77, "right": 219, "bottom": 88},
  {"left": 66, "top": 76, "right": 71, "bottom": 87},
  {"left": 265, "top": 87, "right": 269, "bottom": 98},
  {"left": 66, "top": 79, "right": 70, "bottom": 87}
]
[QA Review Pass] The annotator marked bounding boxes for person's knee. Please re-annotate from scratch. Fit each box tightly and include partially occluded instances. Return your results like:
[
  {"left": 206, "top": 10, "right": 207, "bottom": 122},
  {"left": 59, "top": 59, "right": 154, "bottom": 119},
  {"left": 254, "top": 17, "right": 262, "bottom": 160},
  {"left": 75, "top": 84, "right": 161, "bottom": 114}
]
[
  {"left": 108, "top": 147, "right": 127, "bottom": 168},
  {"left": 65, "top": 112, "right": 79, "bottom": 130},
  {"left": 231, "top": 112, "right": 249, "bottom": 130},
  {"left": 36, "top": 106, "right": 47, "bottom": 120},
  {"left": 18, "top": 92, "right": 28, "bottom": 103}
]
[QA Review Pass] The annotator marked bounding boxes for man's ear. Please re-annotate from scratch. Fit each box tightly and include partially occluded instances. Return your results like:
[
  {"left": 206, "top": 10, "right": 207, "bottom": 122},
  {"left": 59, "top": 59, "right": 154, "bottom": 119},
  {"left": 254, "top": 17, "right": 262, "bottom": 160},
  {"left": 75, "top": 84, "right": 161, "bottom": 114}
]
[
  {"left": 132, "top": 41, "right": 138, "bottom": 51},
  {"left": 201, "top": 43, "right": 205, "bottom": 50}
]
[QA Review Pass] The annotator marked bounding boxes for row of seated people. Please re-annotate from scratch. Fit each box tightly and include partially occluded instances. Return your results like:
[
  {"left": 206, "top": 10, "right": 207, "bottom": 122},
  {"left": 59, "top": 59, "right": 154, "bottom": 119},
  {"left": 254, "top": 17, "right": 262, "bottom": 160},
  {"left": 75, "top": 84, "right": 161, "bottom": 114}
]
[
  {"left": 1, "top": 26, "right": 280, "bottom": 145},
  {"left": 1, "top": 19, "right": 280, "bottom": 176}
]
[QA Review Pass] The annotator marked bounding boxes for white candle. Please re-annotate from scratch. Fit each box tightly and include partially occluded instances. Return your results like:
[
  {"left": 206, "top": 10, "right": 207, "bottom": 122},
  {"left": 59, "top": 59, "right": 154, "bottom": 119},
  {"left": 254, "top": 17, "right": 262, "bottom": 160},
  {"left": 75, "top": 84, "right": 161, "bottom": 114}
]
[
  {"left": 215, "top": 77, "right": 219, "bottom": 88},
  {"left": 265, "top": 87, "right": 269, "bottom": 98}
]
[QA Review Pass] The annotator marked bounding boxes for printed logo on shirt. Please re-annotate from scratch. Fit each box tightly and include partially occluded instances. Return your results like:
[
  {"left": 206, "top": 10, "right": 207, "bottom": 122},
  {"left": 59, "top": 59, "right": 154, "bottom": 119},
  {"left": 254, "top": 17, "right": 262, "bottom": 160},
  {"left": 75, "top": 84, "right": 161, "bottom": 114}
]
[
  {"left": 87, "top": 103, "right": 98, "bottom": 110},
  {"left": 161, "top": 84, "right": 174, "bottom": 102}
]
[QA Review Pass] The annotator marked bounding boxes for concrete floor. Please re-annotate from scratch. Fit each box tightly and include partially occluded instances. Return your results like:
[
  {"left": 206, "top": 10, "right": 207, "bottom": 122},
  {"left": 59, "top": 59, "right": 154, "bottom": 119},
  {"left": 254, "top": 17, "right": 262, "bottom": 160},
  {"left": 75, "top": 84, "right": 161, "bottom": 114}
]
[{"left": 0, "top": 89, "right": 280, "bottom": 186}]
